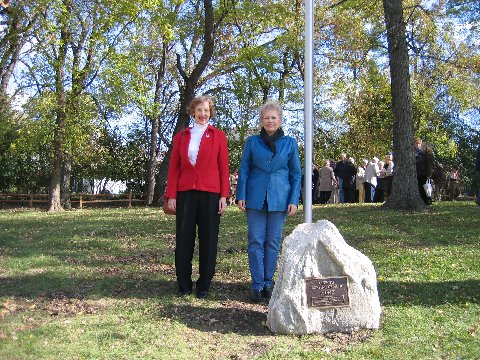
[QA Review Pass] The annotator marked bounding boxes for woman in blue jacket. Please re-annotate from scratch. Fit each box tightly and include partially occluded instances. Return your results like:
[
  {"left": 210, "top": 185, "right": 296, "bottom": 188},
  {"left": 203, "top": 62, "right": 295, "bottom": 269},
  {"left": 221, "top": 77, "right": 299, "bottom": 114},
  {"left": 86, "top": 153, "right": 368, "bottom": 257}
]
[{"left": 236, "top": 101, "right": 302, "bottom": 303}]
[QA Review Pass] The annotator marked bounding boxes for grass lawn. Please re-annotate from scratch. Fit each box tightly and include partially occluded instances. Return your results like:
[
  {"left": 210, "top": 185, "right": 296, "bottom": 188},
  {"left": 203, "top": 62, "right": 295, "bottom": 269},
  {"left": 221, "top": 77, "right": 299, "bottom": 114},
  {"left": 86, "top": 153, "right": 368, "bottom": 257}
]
[{"left": 0, "top": 201, "right": 479, "bottom": 359}]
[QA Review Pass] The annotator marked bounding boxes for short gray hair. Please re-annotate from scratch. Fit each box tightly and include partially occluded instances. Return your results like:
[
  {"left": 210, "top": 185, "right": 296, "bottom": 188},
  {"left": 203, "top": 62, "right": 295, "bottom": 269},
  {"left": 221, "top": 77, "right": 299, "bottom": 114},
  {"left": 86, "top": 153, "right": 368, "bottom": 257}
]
[{"left": 259, "top": 100, "right": 283, "bottom": 121}]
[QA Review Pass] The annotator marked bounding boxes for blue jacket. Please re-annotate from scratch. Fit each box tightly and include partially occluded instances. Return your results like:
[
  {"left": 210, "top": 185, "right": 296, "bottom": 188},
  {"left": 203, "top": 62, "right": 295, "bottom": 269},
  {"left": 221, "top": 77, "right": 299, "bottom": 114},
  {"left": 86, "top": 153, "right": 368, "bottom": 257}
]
[{"left": 236, "top": 134, "right": 302, "bottom": 211}]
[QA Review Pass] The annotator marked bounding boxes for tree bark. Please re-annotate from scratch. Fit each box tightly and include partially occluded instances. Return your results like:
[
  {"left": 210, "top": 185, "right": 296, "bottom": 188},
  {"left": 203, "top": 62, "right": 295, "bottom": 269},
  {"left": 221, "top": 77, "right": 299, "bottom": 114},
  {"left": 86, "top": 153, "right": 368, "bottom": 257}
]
[
  {"left": 382, "top": 0, "right": 425, "bottom": 211},
  {"left": 153, "top": 0, "right": 216, "bottom": 205},
  {"left": 61, "top": 154, "right": 72, "bottom": 209},
  {"left": 48, "top": 1, "right": 70, "bottom": 212},
  {"left": 146, "top": 44, "right": 168, "bottom": 205},
  {"left": 47, "top": 0, "right": 110, "bottom": 211},
  {"left": 146, "top": 116, "right": 160, "bottom": 205}
]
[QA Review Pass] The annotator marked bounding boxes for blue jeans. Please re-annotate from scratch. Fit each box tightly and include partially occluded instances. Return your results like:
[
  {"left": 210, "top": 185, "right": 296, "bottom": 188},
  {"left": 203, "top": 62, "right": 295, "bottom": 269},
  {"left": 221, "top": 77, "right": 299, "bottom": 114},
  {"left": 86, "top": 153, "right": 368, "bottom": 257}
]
[
  {"left": 337, "top": 178, "right": 344, "bottom": 203},
  {"left": 246, "top": 209, "right": 287, "bottom": 291},
  {"left": 364, "top": 182, "right": 376, "bottom": 203}
]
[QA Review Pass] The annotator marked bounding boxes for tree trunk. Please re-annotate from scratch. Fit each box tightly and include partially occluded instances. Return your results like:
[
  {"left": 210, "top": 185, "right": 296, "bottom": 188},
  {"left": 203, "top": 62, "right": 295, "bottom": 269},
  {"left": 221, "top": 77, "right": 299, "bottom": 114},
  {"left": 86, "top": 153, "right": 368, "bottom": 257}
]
[
  {"left": 153, "top": 0, "right": 216, "bottom": 206},
  {"left": 146, "top": 44, "right": 168, "bottom": 205},
  {"left": 382, "top": 0, "right": 425, "bottom": 211},
  {"left": 48, "top": 110, "right": 65, "bottom": 212},
  {"left": 153, "top": 147, "right": 171, "bottom": 205},
  {"left": 61, "top": 154, "right": 72, "bottom": 209},
  {"left": 153, "top": 85, "right": 193, "bottom": 205},
  {"left": 48, "top": 1, "right": 69, "bottom": 212},
  {"left": 146, "top": 116, "right": 159, "bottom": 205}
]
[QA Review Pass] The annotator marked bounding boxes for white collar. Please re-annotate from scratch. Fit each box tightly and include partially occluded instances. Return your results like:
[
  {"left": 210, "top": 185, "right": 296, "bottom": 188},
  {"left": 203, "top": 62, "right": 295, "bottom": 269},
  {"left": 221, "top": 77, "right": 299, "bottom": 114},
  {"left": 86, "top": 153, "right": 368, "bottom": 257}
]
[{"left": 192, "top": 123, "right": 208, "bottom": 131}]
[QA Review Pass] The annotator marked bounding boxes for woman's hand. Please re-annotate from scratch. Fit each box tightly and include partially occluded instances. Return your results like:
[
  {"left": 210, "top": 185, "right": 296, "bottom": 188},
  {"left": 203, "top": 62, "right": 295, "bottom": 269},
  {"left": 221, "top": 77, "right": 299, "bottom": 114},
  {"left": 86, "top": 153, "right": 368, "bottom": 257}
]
[
  {"left": 287, "top": 204, "right": 297, "bottom": 216},
  {"left": 237, "top": 200, "right": 246, "bottom": 212},
  {"left": 167, "top": 198, "right": 176, "bottom": 212},
  {"left": 218, "top": 196, "right": 227, "bottom": 215}
]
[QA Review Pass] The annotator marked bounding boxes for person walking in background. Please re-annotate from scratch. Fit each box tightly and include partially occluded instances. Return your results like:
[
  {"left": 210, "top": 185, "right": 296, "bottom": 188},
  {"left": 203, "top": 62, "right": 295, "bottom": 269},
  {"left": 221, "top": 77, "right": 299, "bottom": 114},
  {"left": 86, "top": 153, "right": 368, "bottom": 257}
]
[
  {"left": 312, "top": 164, "right": 320, "bottom": 204},
  {"left": 431, "top": 162, "right": 446, "bottom": 202},
  {"left": 329, "top": 159, "right": 339, "bottom": 204},
  {"left": 384, "top": 153, "right": 394, "bottom": 198},
  {"left": 343, "top": 157, "right": 357, "bottom": 203},
  {"left": 236, "top": 101, "right": 301, "bottom": 303},
  {"left": 415, "top": 138, "right": 424, "bottom": 161},
  {"left": 303, "top": 164, "right": 320, "bottom": 204},
  {"left": 334, "top": 153, "right": 348, "bottom": 203},
  {"left": 416, "top": 142, "right": 434, "bottom": 205},
  {"left": 318, "top": 159, "right": 336, "bottom": 204},
  {"left": 374, "top": 160, "right": 386, "bottom": 203},
  {"left": 165, "top": 95, "right": 230, "bottom": 299},
  {"left": 356, "top": 159, "right": 367, "bottom": 203},
  {"left": 447, "top": 165, "right": 461, "bottom": 201},
  {"left": 364, "top": 157, "right": 379, "bottom": 203}
]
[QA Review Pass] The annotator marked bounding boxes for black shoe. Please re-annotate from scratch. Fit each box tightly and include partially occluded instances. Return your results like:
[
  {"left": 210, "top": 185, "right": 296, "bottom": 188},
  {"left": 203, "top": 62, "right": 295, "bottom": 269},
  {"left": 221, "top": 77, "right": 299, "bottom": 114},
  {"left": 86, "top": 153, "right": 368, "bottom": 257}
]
[
  {"left": 179, "top": 282, "right": 193, "bottom": 296},
  {"left": 196, "top": 290, "right": 208, "bottom": 299},
  {"left": 262, "top": 285, "right": 274, "bottom": 299},
  {"left": 250, "top": 289, "right": 262, "bottom": 303}
]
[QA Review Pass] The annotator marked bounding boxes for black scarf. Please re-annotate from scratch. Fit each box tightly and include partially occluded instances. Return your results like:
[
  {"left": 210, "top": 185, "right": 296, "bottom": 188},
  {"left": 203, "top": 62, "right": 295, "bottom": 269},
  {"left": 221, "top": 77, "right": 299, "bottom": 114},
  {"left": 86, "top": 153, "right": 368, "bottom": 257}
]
[{"left": 260, "top": 127, "right": 284, "bottom": 155}]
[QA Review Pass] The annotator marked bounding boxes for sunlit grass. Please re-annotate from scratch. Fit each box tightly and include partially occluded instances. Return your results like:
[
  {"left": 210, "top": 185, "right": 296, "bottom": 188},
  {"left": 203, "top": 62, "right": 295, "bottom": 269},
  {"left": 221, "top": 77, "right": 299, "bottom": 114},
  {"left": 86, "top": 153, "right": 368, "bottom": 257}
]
[{"left": 0, "top": 202, "right": 479, "bottom": 359}]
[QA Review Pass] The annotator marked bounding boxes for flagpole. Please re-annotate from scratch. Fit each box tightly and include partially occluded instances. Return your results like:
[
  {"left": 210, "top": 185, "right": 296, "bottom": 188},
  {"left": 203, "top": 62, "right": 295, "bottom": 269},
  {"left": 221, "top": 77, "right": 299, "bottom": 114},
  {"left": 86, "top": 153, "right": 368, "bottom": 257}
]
[{"left": 304, "top": 0, "right": 314, "bottom": 223}]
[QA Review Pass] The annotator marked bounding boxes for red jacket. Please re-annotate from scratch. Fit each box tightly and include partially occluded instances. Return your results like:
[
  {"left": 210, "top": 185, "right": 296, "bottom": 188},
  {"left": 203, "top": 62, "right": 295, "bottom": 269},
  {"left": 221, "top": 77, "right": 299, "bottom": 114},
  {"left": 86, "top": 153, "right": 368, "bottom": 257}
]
[{"left": 166, "top": 125, "right": 230, "bottom": 199}]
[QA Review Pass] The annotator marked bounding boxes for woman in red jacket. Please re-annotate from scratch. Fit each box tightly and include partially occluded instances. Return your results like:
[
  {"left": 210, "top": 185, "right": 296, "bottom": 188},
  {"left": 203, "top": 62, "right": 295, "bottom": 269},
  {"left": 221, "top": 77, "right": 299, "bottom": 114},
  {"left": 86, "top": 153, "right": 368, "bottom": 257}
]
[{"left": 165, "top": 96, "right": 230, "bottom": 299}]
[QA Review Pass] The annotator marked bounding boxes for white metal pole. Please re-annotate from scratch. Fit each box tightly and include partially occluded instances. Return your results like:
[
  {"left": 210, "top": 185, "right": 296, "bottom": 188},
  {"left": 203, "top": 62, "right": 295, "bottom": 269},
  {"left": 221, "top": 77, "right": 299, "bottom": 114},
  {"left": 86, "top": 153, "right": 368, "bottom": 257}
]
[{"left": 304, "top": 0, "right": 314, "bottom": 223}]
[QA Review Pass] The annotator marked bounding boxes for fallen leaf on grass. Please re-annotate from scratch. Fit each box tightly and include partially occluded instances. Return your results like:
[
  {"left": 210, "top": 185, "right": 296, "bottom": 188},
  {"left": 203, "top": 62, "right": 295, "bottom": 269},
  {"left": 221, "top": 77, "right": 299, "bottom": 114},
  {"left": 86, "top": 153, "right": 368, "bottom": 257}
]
[{"left": 2, "top": 300, "right": 18, "bottom": 312}]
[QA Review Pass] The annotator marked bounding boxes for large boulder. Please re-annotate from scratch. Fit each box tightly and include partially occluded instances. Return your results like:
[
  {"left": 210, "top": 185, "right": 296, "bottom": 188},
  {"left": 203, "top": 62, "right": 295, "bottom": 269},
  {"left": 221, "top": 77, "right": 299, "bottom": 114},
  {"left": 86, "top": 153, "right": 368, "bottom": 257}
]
[{"left": 266, "top": 220, "right": 381, "bottom": 334}]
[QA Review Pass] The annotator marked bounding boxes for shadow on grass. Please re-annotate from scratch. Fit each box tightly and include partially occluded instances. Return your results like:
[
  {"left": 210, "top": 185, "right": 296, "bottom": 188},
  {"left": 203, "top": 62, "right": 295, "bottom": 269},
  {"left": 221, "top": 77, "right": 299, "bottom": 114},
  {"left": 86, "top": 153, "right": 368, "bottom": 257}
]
[
  {"left": 3, "top": 272, "right": 479, "bottom": 305},
  {"left": 0, "top": 272, "right": 177, "bottom": 299},
  {"left": 0, "top": 271, "right": 256, "bottom": 302},
  {"left": 4, "top": 275, "right": 479, "bottom": 336},
  {"left": 159, "top": 281, "right": 272, "bottom": 336},
  {"left": 0, "top": 272, "right": 271, "bottom": 335},
  {"left": 159, "top": 303, "right": 271, "bottom": 335},
  {"left": 379, "top": 279, "right": 480, "bottom": 306}
]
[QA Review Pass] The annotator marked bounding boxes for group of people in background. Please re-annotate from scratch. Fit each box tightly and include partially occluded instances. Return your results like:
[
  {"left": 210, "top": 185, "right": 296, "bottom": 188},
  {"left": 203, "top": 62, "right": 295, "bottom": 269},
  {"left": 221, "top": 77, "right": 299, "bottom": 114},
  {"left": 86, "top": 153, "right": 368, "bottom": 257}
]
[
  {"left": 302, "top": 138, "right": 467, "bottom": 207},
  {"left": 307, "top": 152, "right": 395, "bottom": 205}
]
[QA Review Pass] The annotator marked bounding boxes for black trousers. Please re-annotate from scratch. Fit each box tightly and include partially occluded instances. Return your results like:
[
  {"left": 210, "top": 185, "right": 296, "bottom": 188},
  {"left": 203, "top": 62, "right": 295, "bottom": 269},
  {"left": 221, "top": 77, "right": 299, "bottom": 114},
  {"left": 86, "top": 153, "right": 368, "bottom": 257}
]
[
  {"left": 175, "top": 190, "right": 220, "bottom": 293},
  {"left": 318, "top": 191, "right": 331, "bottom": 204},
  {"left": 364, "top": 182, "right": 375, "bottom": 203},
  {"left": 343, "top": 187, "right": 356, "bottom": 203},
  {"left": 385, "top": 176, "right": 393, "bottom": 196}
]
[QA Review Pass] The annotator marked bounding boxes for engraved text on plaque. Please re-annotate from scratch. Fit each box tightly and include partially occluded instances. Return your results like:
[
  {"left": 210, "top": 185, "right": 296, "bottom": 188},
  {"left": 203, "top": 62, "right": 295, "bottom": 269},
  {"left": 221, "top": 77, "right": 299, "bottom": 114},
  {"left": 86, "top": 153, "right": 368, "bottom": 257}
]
[{"left": 305, "top": 276, "right": 350, "bottom": 308}]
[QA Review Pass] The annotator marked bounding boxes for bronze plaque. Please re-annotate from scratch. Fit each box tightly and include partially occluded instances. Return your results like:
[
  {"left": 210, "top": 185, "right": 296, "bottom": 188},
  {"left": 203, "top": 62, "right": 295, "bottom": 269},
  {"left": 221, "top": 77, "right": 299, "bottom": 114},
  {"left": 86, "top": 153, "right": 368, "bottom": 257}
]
[{"left": 305, "top": 276, "right": 350, "bottom": 308}]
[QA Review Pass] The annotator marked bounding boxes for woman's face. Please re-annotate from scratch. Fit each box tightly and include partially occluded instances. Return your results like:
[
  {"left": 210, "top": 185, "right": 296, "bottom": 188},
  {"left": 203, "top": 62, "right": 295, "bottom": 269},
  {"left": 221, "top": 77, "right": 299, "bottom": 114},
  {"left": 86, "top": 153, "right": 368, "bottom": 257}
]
[
  {"left": 261, "top": 109, "right": 281, "bottom": 135},
  {"left": 193, "top": 101, "right": 211, "bottom": 125}
]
